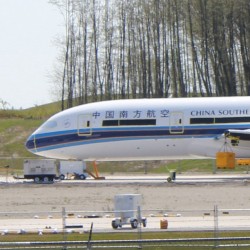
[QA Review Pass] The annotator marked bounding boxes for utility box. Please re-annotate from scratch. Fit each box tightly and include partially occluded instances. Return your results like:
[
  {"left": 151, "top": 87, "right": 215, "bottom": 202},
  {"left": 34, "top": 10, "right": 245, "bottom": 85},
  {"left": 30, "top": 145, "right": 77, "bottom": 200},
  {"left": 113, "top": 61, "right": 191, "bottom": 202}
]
[
  {"left": 216, "top": 152, "right": 235, "bottom": 169},
  {"left": 23, "top": 159, "right": 57, "bottom": 183},
  {"left": 114, "top": 194, "right": 141, "bottom": 218},
  {"left": 112, "top": 194, "right": 146, "bottom": 229}
]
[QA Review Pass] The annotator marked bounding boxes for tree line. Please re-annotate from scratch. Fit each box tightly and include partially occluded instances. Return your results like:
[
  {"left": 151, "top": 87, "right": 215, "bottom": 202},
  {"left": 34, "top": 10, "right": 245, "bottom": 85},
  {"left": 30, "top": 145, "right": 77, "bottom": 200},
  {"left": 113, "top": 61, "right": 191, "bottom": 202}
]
[{"left": 50, "top": 0, "right": 250, "bottom": 110}]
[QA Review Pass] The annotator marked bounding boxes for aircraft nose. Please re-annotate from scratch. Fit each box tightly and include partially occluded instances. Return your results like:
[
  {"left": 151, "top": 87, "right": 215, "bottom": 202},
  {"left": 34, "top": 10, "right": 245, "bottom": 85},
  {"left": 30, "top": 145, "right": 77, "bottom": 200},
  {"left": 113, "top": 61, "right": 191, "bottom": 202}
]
[{"left": 25, "top": 134, "right": 36, "bottom": 153}]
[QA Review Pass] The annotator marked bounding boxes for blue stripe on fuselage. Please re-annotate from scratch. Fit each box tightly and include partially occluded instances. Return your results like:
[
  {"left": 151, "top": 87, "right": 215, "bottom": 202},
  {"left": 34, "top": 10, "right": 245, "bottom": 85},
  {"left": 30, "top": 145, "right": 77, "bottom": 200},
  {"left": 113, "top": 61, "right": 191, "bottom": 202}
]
[{"left": 26, "top": 124, "right": 250, "bottom": 153}]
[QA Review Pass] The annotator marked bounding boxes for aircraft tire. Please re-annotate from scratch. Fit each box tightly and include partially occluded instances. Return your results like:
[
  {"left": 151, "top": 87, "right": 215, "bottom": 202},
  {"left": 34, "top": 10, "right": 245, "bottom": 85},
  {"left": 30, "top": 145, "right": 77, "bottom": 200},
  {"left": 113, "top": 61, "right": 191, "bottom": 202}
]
[
  {"left": 131, "top": 219, "right": 138, "bottom": 229},
  {"left": 167, "top": 177, "right": 172, "bottom": 182}
]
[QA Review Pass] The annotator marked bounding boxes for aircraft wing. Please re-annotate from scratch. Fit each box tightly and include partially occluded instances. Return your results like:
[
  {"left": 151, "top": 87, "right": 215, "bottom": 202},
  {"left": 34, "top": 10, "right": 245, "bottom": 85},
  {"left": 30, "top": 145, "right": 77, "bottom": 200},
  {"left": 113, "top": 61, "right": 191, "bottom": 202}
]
[{"left": 225, "top": 129, "right": 250, "bottom": 141}]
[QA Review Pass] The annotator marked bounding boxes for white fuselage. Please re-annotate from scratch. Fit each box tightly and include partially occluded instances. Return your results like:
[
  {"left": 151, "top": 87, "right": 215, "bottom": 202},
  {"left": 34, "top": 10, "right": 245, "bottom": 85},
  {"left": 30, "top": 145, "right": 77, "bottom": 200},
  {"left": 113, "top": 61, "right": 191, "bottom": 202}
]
[{"left": 25, "top": 97, "right": 250, "bottom": 160}]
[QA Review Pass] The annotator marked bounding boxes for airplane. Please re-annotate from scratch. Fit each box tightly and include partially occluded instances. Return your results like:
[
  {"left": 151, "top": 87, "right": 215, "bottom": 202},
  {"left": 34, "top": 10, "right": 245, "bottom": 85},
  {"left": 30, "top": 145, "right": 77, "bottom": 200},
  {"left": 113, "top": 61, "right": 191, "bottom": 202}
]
[{"left": 25, "top": 96, "right": 250, "bottom": 161}]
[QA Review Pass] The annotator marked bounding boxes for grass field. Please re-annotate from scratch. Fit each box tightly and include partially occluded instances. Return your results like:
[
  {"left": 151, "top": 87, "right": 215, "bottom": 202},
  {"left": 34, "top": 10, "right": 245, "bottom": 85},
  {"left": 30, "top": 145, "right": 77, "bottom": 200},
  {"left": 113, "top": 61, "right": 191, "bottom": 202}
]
[
  {"left": 1, "top": 230, "right": 249, "bottom": 242},
  {"left": 1, "top": 231, "right": 250, "bottom": 249}
]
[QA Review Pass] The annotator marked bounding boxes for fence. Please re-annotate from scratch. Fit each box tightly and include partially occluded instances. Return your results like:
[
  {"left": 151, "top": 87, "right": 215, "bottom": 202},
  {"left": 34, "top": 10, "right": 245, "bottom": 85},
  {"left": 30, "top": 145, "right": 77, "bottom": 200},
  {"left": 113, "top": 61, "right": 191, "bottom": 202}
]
[
  {"left": 1, "top": 206, "right": 250, "bottom": 249},
  {"left": 1, "top": 206, "right": 250, "bottom": 234}
]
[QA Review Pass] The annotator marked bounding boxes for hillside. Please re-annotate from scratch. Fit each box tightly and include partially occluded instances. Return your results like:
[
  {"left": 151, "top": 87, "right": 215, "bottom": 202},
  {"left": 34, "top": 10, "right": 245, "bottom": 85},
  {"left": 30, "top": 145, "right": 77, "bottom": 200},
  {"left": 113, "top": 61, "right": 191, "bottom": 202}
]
[{"left": 0, "top": 103, "right": 61, "bottom": 173}]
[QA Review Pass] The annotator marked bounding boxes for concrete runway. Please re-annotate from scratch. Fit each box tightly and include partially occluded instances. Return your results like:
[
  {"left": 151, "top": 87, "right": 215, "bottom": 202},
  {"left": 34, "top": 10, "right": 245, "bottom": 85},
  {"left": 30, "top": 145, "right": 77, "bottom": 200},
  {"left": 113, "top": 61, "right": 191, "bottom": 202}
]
[
  {"left": 2, "top": 172, "right": 250, "bottom": 185},
  {"left": 1, "top": 173, "right": 250, "bottom": 234},
  {"left": 1, "top": 213, "right": 250, "bottom": 234},
  {"left": 56, "top": 173, "right": 250, "bottom": 185}
]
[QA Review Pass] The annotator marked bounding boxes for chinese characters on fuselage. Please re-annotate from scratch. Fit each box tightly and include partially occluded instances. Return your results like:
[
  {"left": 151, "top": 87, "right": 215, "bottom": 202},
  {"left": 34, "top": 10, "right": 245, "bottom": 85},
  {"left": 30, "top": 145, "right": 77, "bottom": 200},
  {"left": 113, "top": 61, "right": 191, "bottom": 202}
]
[{"left": 92, "top": 109, "right": 170, "bottom": 119}]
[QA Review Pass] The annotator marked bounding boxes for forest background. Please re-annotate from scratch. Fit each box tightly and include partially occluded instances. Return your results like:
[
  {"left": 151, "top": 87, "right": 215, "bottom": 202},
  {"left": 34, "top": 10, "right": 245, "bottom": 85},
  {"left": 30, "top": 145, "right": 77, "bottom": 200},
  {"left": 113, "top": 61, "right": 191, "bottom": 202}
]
[{"left": 50, "top": 0, "right": 250, "bottom": 110}]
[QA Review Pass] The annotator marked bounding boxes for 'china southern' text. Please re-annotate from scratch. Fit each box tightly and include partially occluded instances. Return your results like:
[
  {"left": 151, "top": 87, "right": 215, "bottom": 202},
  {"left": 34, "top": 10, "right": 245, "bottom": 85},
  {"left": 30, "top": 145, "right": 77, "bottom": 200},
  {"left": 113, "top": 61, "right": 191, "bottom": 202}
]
[{"left": 191, "top": 109, "right": 248, "bottom": 116}]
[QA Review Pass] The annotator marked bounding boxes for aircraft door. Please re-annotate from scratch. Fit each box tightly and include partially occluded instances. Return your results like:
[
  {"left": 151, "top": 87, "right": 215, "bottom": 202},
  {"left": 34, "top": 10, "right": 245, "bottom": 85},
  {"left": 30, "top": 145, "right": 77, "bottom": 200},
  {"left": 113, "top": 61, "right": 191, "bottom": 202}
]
[
  {"left": 33, "top": 134, "right": 37, "bottom": 152},
  {"left": 78, "top": 114, "right": 92, "bottom": 136},
  {"left": 169, "top": 112, "right": 184, "bottom": 134}
]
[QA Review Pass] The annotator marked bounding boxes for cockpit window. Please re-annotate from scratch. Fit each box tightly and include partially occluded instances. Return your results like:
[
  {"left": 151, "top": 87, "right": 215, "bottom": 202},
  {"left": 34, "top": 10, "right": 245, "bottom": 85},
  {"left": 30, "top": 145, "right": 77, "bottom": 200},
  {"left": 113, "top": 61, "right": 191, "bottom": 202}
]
[{"left": 42, "top": 120, "right": 58, "bottom": 129}]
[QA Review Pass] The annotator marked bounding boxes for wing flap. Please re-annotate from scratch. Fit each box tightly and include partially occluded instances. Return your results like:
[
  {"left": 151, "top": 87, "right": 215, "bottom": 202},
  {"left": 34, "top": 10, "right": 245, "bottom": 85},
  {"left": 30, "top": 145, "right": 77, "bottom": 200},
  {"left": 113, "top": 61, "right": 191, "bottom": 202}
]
[{"left": 226, "top": 129, "right": 250, "bottom": 141}]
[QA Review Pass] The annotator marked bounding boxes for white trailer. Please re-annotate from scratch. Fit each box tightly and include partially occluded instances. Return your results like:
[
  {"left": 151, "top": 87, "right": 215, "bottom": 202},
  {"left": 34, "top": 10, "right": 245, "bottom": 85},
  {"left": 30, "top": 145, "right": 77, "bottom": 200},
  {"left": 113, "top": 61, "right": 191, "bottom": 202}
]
[
  {"left": 23, "top": 159, "right": 88, "bottom": 183},
  {"left": 59, "top": 161, "right": 88, "bottom": 180},
  {"left": 112, "top": 194, "right": 147, "bottom": 229},
  {"left": 23, "top": 159, "right": 57, "bottom": 183}
]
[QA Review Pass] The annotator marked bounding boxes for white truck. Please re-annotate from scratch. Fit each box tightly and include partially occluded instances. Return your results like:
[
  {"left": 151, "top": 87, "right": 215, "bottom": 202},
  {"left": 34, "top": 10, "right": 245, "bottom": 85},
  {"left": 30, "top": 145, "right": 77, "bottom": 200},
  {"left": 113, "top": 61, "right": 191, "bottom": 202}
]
[
  {"left": 23, "top": 159, "right": 88, "bottom": 183},
  {"left": 59, "top": 160, "right": 88, "bottom": 180},
  {"left": 111, "top": 194, "right": 147, "bottom": 229}
]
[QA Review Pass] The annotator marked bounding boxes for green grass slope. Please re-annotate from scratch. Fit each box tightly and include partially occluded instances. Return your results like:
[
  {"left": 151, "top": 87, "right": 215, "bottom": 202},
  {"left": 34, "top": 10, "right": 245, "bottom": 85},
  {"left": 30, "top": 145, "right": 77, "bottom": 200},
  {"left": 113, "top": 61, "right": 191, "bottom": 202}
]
[{"left": 0, "top": 103, "right": 61, "bottom": 173}]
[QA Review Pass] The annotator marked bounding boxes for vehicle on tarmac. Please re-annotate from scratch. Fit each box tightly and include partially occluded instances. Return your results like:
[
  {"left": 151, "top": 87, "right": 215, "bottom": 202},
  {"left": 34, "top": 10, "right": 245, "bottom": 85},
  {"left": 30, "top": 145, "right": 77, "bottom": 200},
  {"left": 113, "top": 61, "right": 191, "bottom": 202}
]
[
  {"left": 111, "top": 194, "right": 147, "bottom": 229},
  {"left": 58, "top": 160, "right": 88, "bottom": 180},
  {"left": 23, "top": 159, "right": 88, "bottom": 183}
]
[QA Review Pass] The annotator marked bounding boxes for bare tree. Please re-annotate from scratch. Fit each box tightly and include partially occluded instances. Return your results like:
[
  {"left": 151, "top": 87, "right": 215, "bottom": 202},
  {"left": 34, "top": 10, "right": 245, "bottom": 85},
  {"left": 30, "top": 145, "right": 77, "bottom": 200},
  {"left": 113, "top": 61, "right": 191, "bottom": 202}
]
[{"left": 50, "top": 0, "right": 250, "bottom": 110}]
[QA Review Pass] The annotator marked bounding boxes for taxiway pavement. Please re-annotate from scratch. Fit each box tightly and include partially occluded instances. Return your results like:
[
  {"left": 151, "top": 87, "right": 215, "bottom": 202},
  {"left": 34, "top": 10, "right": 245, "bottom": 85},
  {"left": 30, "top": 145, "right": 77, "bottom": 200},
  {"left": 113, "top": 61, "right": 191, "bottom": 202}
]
[
  {"left": 1, "top": 214, "right": 250, "bottom": 234},
  {"left": 1, "top": 173, "right": 250, "bottom": 234}
]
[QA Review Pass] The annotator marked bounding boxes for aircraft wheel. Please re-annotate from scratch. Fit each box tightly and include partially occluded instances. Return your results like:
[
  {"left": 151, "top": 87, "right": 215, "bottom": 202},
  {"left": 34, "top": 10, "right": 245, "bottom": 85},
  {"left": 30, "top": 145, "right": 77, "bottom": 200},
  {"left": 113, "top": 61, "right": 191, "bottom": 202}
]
[
  {"left": 167, "top": 177, "right": 172, "bottom": 182},
  {"left": 131, "top": 219, "right": 138, "bottom": 229}
]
